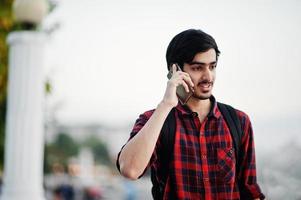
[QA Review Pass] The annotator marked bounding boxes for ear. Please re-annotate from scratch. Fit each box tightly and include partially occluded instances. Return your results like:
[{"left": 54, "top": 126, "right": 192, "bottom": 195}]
[
  {"left": 182, "top": 63, "right": 188, "bottom": 72},
  {"left": 168, "top": 63, "right": 173, "bottom": 71}
]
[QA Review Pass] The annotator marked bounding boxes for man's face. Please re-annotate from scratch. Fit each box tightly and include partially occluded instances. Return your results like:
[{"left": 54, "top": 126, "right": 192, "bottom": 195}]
[{"left": 183, "top": 48, "right": 217, "bottom": 100}]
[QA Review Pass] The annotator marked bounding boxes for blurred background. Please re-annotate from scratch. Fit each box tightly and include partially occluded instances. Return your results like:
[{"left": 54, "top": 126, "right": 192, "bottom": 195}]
[{"left": 1, "top": 0, "right": 301, "bottom": 199}]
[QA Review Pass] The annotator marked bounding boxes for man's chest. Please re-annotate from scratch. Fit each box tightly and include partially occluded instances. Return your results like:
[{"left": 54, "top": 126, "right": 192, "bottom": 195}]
[{"left": 177, "top": 116, "right": 234, "bottom": 149}]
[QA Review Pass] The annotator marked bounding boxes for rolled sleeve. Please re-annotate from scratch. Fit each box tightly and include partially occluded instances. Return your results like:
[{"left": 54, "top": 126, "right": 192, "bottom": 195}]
[
  {"left": 116, "top": 109, "right": 158, "bottom": 177},
  {"left": 238, "top": 111, "right": 265, "bottom": 199}
]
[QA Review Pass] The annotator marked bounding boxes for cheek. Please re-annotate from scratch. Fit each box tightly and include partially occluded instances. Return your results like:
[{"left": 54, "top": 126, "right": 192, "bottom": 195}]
[
  {"left": 212, "top": 72, "right": 216, "bottom": 81},
  {"left": 189, "top": 74, "right": 199, "bottom": 83}
]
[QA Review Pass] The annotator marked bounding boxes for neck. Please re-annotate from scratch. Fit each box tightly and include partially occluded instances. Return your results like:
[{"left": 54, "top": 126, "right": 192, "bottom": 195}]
[{"left": 186, "top": 96, "right": 211, "bottom": 116}]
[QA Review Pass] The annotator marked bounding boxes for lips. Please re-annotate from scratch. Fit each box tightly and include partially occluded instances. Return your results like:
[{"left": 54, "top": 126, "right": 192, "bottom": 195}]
[{"left": 198, "top": 81, "right": 213, "bottom": 91}]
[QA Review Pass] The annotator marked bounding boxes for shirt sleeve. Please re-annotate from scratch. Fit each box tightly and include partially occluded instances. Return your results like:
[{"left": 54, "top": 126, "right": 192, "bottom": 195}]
[
  {"left": 237, "top": 110, "right": 265, "bottom": 200},
  {"left": 116, "top": 109, "right": 158, "bottom": 177}
]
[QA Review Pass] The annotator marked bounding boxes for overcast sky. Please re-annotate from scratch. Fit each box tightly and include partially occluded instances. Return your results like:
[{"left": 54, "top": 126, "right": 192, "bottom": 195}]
[{"left": 43, "top": 0, "right": 301, "bottom": 126}]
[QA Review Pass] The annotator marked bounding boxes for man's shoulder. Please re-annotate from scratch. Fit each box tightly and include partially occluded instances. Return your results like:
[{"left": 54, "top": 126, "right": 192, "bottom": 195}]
[
  {"left": 234, "top": 107, "right": 250, "bottom": 121},
  {"left": 137, "top": 109, "right": 156, "bottom": 120},
  {"left": 218, "top": 102, "right": 251, "bottom": 123},
  {"left": 130, "top": 109, "right": 156, "bottom": 134},
  {"left": 141, "top": 108, "right": 156, "bottom": 116}
]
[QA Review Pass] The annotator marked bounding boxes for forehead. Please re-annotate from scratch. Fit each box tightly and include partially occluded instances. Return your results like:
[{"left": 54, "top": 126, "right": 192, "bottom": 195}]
[{"left": 191, "top": 48, "right": 217, "bottom": 63}]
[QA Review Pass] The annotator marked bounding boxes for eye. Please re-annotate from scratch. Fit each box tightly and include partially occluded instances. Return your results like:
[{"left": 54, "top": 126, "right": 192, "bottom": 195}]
[
  {"left": 191, "top": 65, "right": 202, "bottom": 71},
  {"left": 209, "top": 64, "right": 216, "bottom": 70}
]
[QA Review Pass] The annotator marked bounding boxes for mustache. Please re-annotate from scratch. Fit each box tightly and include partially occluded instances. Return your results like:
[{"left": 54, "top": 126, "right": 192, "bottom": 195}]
[{"left": 198, "top": 80, "right": 213, "bottom": 85}]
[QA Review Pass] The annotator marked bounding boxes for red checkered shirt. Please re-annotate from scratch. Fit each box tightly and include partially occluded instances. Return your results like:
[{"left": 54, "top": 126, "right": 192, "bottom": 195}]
[{"left": 117, "top": 96, "right": 265, "bottom": 199}]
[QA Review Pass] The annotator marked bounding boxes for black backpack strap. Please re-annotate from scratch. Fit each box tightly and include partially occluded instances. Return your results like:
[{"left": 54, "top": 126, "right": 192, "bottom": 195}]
[
  {"left": 151, "top": 108, "right": 176, "bottom": 200},
  {"left": 162, "top": 108, "right": 176, "bottom": 163},
  {"left": 217, "top": 102, "right": 244, "bottom": 176}
]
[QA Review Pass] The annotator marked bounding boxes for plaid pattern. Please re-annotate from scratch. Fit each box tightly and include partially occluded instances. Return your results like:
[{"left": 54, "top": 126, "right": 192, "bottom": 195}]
[{"left": 117, "top": 96, "right": 265, "bottom": 200}]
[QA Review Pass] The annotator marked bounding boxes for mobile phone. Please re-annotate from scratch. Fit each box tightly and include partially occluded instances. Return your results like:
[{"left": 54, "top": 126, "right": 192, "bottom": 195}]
[{"left": 167, "top": 63, "right": 193, "bottom": 105}]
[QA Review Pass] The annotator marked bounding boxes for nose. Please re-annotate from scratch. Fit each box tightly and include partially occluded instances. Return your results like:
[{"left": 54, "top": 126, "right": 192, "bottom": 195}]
[{"left": 201, "top": 67, "right": 212, "bottom": 81}]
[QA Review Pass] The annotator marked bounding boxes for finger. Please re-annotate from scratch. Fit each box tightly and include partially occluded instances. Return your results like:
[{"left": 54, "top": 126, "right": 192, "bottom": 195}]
[
  {"left": 177, "top": 73, "right": 194, "bottom": 88},
  {"left": 178, "top": 71, "right": 191, "bottom": 79},
  {"left": 182, "top": 75, "right": 194, "bottom": 88},
  {"left": 172, "top": 64, "right": 177, "bottom": 74},
  {"left": 181, "top": 80, "right": 190, "bottom": 93}
]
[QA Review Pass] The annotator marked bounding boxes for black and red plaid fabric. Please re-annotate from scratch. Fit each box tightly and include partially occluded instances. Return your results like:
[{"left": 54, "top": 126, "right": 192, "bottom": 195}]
[{"left": 117, "top": 96, "right": 265, "bottom": 199}]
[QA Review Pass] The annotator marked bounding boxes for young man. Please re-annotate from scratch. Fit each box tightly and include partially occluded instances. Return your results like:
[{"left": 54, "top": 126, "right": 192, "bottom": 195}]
[{"left": 116, "top": 29, "right": 265, "bottom": 199}]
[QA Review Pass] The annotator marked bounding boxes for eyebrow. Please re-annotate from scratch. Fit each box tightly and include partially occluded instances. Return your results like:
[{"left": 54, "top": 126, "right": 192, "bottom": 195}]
[{"left": 189, "top": 61, "right": 217, "bottom": 65}]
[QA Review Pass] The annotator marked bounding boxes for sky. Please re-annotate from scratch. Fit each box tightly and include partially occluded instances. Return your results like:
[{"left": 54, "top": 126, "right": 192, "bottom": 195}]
[
  {"left": 43, "top": 0, "right": 301, "bottom": 126},
  {"left": 41, "top": 1, "right": 301, "bottom": 197}
]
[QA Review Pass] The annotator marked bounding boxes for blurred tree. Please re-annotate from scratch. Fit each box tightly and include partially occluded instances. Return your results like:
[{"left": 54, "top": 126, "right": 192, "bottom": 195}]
[
  {"left": 44, "top": 133, "right": 80, "bottom": 173},
  {"left": 82, "top": 135, "right": 112, "bottom": 166},
  {"left": 0, "top": 0, "right": 14, "bottom": 171}
]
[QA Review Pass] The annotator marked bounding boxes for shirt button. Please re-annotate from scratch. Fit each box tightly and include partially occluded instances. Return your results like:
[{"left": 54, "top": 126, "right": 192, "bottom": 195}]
[
  {"left": 204, "top": 178, "right": 209, "bottom": 182},
  {"left": 201, "top": 155, "right": 207, "bottom": 159}
]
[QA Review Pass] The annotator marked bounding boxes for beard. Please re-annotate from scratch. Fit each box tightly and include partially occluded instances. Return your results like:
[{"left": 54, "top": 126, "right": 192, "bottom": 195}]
[
  {"left": 192, "top": 93, "right": 211, "bottom": 100},
  {"left": 191, "top": 85, "right": 213, "bottom": 100},
  {"left": 191, "top": 80, "right": 214, "bottom": 100}
]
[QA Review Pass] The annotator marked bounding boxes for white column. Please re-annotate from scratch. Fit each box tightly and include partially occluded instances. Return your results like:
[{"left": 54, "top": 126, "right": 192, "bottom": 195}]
[
  {"left": 1, "top": 31, "right": 46, "bottom": 200},
  {"left": 79, "top": 148, "right": 95, "bottom": 187}
]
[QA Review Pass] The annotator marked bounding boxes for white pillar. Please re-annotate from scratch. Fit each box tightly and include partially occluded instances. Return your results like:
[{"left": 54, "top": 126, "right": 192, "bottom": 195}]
[
  {"left": 79, "top": 148, "right": 95, "bottom": 187},
  {"left": 1, "top": 31, "right": 46, "bottom": 200}
]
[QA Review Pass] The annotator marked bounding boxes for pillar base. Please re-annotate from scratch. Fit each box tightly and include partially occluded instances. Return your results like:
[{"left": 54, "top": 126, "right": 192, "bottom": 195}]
[
  {"left": 0, "top": 185, "right": 46, "bottom": 200},
  {"left": 1, "top": 194, "right": 45, "bottom": 200}
]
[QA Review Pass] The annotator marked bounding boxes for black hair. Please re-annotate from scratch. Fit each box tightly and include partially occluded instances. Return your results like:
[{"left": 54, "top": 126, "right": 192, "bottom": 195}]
[{"left": 166, "top": 29, "right": 220, "bottom": 70}]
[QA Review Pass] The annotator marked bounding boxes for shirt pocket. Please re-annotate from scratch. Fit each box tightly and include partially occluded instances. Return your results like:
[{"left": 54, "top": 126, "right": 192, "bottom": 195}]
[{"left": 217, "top": 147, "right": 236, "bottom": 184}]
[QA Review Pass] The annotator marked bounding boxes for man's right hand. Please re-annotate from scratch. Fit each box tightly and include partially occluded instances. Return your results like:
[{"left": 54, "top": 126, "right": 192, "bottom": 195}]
[
  {"left": 119, "top": 64, "right": 194, "bottom": 180},
  {"left": 161, "top": 64, "right": 194, "bottom": 108}
]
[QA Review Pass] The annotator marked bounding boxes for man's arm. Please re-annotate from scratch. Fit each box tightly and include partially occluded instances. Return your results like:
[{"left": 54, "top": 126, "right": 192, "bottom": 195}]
[
  {"left": 118, "top": 64, "right": 194, "bottom": 180},
  {"left": 238, "top": 111, "right": 265, "bottom": 199},
  {"left": 118, "top": 102, "right": 172, "bottom": 179}
]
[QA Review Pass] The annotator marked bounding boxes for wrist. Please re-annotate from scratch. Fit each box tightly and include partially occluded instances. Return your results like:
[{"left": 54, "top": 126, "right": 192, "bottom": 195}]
[{"left": 158, "top": 100, "right": 175, "bottom": 111}]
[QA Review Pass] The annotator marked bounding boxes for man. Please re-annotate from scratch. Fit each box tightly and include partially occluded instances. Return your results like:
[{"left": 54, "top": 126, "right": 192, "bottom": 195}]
[{"left": 116, "top": 29, "right": 265, "bottom": 199}]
